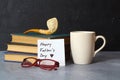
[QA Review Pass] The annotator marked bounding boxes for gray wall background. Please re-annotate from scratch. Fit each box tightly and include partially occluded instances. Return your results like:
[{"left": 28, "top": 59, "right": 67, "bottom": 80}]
[{"left": 0, "top": 0, "right": 119, "bottom": 51}]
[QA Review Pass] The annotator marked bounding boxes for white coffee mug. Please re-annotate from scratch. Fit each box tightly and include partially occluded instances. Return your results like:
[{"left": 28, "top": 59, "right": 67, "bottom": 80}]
[{"left": 70, "top": 31, "right": 106, "bottom": 64}]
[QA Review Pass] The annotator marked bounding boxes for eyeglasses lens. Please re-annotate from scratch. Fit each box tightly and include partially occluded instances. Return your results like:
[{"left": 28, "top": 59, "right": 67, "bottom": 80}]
[
  {"left": 40, "top": 60, "right": 55, "bottom": 66},
  {"left": 22, "top": 58, "right": 36, "bottom": 67},
  {"left": 40, "top": 60, "right": 57, "bottom": 70}
]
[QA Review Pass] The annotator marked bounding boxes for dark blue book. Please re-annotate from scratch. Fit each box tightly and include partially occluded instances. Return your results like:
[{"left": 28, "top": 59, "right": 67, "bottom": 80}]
[{"left": 11, "top": 33, "right": 70, "bottom": 45}]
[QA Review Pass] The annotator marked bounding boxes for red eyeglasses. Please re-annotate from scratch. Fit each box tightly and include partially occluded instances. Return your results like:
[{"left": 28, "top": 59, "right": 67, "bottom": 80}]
[{"left": 21, "top": 57, "right": 59, "bottom": 71}]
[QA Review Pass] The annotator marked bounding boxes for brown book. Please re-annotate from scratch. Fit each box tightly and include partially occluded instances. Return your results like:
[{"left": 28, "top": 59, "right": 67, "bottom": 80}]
[
  {"left": 11, "top": 33, "right": 70, "bottom": 45},
  {"left": 7, "top": 43, "right": 37, "bottom": 54},
  {"left": 4, "top": 52, "right": 37, "bottom": 62}
]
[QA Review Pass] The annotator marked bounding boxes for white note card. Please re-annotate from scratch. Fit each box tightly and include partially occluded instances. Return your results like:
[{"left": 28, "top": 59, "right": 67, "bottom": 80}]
[{"left": 38, "top": 39, "right": 65, "bottom": 66}]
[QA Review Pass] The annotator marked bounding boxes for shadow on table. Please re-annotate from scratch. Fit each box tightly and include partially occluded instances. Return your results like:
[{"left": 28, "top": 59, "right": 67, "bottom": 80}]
[
  {"left": 93, "top": 52, "right": 120, "bottom": 63},
  {"left": 65, "top": 52, "right": 120, "bottom": 65}
]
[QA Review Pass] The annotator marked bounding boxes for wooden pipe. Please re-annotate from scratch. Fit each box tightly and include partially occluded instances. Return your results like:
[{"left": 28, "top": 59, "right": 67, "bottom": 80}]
[{"left": 24, "top": 17, "right": 58, "bottom": 35}]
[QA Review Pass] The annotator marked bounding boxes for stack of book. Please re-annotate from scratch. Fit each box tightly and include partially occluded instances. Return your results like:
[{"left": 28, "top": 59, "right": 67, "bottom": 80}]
[{"left": 4, "top": 33, "right": 70, "bottom": 62}]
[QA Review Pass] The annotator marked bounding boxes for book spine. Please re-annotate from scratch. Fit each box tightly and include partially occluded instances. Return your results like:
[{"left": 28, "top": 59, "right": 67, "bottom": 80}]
[{"left": 7, "top": 44, "right": 37, "bottom": 54}]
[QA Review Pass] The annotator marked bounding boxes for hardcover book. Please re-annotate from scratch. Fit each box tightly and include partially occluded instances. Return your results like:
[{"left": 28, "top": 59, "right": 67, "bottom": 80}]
[
  {"left": 11, "top": 33, "right": 70, "bottom": 45},
  {"left": 7, "top": 43, "right": 37, "bottom": 54},
  {"left": 4, "top": 52, "right": 37, "bottom": 62}
]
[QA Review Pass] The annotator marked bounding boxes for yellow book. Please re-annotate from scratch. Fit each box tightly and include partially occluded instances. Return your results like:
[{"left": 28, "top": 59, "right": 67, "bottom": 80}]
[
  {"left": 4, "top": 52, "right": 37, "bottom": 62},
  {"left": 7, "top": 43, "right": 37, "bottom": 54}
]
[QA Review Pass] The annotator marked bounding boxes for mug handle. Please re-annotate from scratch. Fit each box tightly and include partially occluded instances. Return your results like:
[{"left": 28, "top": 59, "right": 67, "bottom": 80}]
[{"left": 94, "top": 35, "right": 106, "bottom": 56}]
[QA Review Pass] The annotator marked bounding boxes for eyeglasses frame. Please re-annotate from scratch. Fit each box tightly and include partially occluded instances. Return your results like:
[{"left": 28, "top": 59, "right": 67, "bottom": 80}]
[{"left": 21, "top": 57, "right": 59, "bottom": 70}]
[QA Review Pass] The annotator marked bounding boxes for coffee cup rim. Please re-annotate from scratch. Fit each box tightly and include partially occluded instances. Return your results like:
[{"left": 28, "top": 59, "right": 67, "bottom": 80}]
[{"left": 70, "top": 31, "right": 95, "bottom": 33}]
